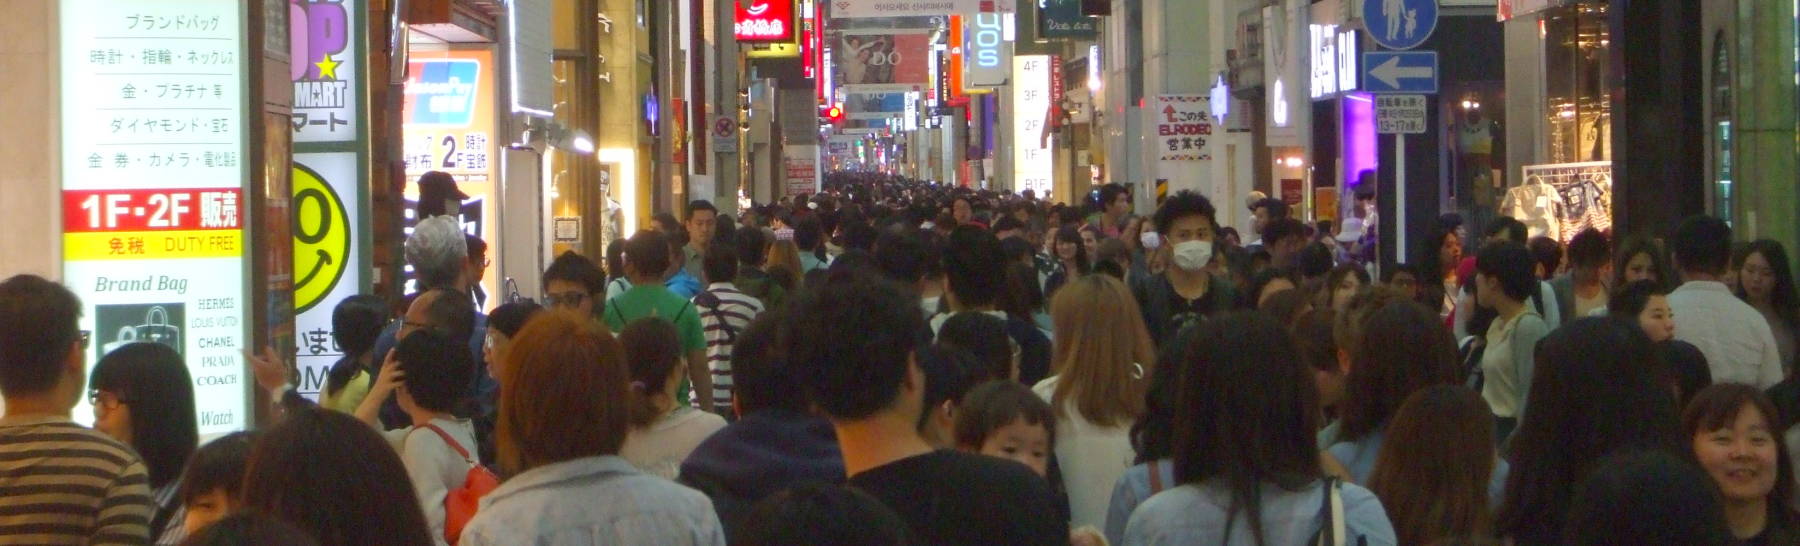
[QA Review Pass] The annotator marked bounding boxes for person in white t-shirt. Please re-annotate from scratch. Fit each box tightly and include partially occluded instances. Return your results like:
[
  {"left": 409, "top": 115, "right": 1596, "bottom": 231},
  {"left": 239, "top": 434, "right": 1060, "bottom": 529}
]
[
  {"left": 355, "top": 329, "right": 481, "bottom": 546},
  {"left": 1667, "top": 216, "right": 1785, "bottom": 388},
  {"left": 617, "top": 318, "right": 727, "bottom": 479}
]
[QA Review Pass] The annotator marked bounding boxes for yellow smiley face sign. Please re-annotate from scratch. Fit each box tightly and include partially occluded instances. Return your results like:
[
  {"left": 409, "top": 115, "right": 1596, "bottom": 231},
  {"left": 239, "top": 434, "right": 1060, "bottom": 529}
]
[{"left": 292, "top": 163, "right": 351, "bottom": 314}]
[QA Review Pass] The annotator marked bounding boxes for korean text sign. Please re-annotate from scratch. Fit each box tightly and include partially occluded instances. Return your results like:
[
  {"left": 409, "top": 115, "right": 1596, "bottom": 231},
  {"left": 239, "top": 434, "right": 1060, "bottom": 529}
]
[{"left": 60, "top": 0, "right": 250, "bottom": 435}]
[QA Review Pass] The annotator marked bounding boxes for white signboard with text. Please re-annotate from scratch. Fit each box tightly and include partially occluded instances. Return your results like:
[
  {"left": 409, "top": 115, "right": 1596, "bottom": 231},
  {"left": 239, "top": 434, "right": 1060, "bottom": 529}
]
[
  {"left": 1012, "top": 56, "right": 1053, "bottom": 195},
  {"left": 60, "top": 0, "right": 249, "bottom": 435},
  {"left": 1376, "top": 94, "right": 1428, "bottom": 134},
  {"left": 1153, "top": 95, "right": 1213, "bottom": 162}
]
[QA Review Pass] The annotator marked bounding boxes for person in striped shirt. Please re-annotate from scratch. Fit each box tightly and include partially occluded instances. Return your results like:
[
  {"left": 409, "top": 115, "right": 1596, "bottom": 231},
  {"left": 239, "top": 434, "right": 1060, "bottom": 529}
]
[
  {"left": 694, "top": 242, "right": 764, "bottom": 413},
  {"left": 0, "top": 275, "right": 155, "bottom": 545}
]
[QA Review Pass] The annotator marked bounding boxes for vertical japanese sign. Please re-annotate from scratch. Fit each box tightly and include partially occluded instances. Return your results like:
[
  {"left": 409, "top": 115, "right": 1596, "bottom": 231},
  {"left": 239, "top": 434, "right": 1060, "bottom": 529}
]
[
  {"left": 1153, "top": 95, "right": 1213, "bottom": 161},
  {"left": 60, "top": 0, "right": 250, "bottom": 435},
  {"left": 290, "top": 0, "right": 365, "bottom": 399},
  {"left": 403, "top": 49, "right": 499, "bottom": 305},
  {"left": 1012, "top": 55, "right": 1053, "bottom": 196},
  {"left": 784, "top": 146, "right": 820, "bottom": 196}
]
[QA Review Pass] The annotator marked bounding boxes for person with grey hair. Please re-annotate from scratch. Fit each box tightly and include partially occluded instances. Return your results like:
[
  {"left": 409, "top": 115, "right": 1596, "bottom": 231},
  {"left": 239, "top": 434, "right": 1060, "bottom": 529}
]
[{"left": 405, "top": 215, "right": 469, "bottom": 291}]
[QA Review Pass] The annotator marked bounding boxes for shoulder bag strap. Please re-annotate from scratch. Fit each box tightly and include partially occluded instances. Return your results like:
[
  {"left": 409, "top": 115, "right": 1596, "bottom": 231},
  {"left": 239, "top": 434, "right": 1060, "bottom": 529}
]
[{"left": 422, "top": 423, "right": 477, "bottom": 467}]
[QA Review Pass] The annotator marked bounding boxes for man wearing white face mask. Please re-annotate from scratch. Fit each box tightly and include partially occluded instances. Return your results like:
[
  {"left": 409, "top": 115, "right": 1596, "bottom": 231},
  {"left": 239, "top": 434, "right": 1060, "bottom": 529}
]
[{"left": 1131, "top": 191, "right": 1239, "bottom": 348}]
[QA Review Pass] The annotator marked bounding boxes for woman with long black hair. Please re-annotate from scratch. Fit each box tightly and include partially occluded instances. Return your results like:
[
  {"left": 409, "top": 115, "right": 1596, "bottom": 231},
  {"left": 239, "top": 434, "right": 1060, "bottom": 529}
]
[{"left": 89, "top": 343, "right": 199, "bottom": 544}]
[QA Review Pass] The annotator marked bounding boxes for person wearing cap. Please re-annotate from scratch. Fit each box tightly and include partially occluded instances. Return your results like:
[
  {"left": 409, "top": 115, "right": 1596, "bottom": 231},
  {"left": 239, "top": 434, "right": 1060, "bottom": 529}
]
[{"left": 416, "top": 171, "right": 468, "bottom": 219}]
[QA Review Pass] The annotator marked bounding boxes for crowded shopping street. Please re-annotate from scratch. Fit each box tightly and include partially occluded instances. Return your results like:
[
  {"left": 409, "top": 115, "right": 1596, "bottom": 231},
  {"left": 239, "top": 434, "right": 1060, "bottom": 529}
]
[{"left": 5, "top": 0, "right": 1800, "bottom": 544}]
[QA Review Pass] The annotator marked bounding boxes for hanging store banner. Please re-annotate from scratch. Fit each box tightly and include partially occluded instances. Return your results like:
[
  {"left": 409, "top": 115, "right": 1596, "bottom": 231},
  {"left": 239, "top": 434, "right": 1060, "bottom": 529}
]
[
  {"left": 60, "top": 0, "right": 250, "bottom": 435},
  {"left": 1153, "top": 95, "right": 1214, "bottom": 161},
  {"left": 736, "top": 0, "right": 798, "bottom": 42},
  {"left": 1037, "top": 0, "right": 1097, "bottom": 39},
  {"left": 1012, "top": 55, "right": 1053, "bottom": 196},
  {"left": 291, "top": 0, "right": 357, "bottom": 143},
  {"left": 833, "top": 31, "right": 934, "bottom": 94},
  {"left": 963, "top": 12, "right": 1011, "bottom": 89},
  {"left": 830, "top": 0, "right": 980, "bottom": 18},
  {"left": 403, "top": 48, "right": 500, "bottom": 304},
  {"left": 847, "top": 92, "right": 909, "bottom": 120}
]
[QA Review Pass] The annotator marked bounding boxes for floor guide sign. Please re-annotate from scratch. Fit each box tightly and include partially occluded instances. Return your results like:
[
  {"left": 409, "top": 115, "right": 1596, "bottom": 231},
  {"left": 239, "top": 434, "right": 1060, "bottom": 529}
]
[{"left": 60, "top": 0, "right": 249, "bottom": 435}]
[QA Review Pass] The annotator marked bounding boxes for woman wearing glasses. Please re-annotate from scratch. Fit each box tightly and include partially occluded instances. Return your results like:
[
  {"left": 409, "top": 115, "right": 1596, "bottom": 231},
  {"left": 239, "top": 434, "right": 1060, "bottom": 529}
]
[{"left": 89, "top": 342, "right": 198, "bottom": 545}]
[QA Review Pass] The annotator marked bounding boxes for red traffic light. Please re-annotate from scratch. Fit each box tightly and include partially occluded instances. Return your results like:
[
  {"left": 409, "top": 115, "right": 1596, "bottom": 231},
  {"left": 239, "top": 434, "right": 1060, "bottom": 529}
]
[{"left": 826, "top": 106, "right": 843, "bottom": 121}]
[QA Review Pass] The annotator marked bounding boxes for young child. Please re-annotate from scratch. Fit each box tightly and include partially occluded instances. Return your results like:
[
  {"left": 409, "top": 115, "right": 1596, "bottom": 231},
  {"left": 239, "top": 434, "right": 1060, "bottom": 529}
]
[
  {"left": 953, "top": 380, "right": 1055, "bottom": 477},
  {"left": 179, "top": 431, "right": 257, "bottom": 536},
  {"left": 616, "top": 317, "right": 726, "bottom": 479}
]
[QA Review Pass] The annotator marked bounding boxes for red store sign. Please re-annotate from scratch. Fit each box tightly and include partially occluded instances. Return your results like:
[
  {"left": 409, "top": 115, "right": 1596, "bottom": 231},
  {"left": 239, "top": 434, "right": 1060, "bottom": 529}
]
[{"left": 736, "top": 0, "right": 796, "bottom": 42}]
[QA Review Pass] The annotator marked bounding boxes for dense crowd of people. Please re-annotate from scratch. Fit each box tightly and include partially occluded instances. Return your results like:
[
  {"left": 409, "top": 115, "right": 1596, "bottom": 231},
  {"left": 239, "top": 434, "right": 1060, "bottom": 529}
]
[{"left": 5, "top": 172, "right": 1800, "bottom": 545}]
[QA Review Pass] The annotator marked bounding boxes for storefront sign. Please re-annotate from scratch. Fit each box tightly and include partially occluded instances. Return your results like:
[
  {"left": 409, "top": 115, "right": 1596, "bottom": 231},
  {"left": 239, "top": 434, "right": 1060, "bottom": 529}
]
[
  {"left": 834, "top": 31, "right": 934, "bottom": 94},
  {"left": 60, "top": 0, "right": 249, "bottom": 435},
  {"left": 1153, "top": 95, "right": 1213, "bottom": 161},
  {"left": 963, "top": 12, "right": 1011, "bottom": 89},
  {"left": 1309, "top": 24, "right": 1358, "bottom": 99},
  {"left": 1375, "top": 94, "right": 1428, "bottom": 134},
  {"left": 736, "top": 0, "right": 796, "bottom": 42},
  {"left": 403, "top": 49, "right": 499, "bottom": 302},
  {"left": 784, "top": 146, "right": 820, "bottom": 196},
  {"left": 291, "top": 0, "right": 357, "bottom": 142},
  {"left": 1037, "top": 0, "right": 1097, "bottom": 39},
  {"left": 1012, "top": 56, "right": 1053, "bottom": 195},
  {"left": 830, "top": 0, "right": 980, "bottom": 18}
]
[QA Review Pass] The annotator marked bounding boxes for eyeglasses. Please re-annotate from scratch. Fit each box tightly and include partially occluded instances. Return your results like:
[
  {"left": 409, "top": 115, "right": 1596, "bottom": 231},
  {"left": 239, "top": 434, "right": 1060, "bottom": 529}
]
[
  {"left": 545, "top": 292, "right": 590, "bottom": 308},
  {"left": 87, "top": 389, "right": 129, "bottom": 407},
  {"left": 79, "top": 330, "right": 91, "bottom": 349}
]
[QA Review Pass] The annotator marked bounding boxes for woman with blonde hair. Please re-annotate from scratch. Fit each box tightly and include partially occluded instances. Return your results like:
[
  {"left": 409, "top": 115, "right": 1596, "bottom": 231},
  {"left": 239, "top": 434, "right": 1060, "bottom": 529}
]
[
  {"left": 765, "top": 237, "right": 805, "bottom": 291},
  {"left": 1033, "top": 274, "right": 1157, "bottom": 531}
]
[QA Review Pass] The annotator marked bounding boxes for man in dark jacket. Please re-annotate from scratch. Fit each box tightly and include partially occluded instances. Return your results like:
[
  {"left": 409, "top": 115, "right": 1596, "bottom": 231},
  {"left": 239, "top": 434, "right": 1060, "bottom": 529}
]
[{"left": 680, "top": 309, "right": 842, "bottom": 538}]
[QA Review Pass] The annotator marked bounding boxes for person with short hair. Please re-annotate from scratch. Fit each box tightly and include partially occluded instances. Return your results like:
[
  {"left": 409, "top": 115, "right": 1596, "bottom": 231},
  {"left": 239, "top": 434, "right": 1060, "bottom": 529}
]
[
  {"left": 1473, "top": 240, "right": 1551, "bottom": 441},
  {"left": 1262, "top": 217, "right": 1310, "bottom": 270},
  {"left": 693, "top": 243, "right": 764, "bottom": 412},
  {"left": 1527, "top": 235, "right": 1564, "bottom": 281},
  {"left": 934, "top": 225, "right": 1054, "bottom": 386},
  {"left": 783, "top": 275, "right": 1064, "bottom": 544},
  {"left": 461, "top": 312, "right": 725, "bottom": 545},
  {"left": 1246, "top": 197, "right": 1289, "bottom": 252},
  {"left": 1091, "top": 183, "right": 1133, "bottom": 239},
  {"left": 1133, "top": 191, "right": 1238, "bottom": 348},
  {"left": 89, "top": 343, "right": 199, "bottom": 545},
  {"left": 543, "top": 251, "right": 607, "bottom": 318},
  {"left": 684, "top": 200, "right": 720, "bottom": 281},
  {"left": 1682, "top": 384, "right": 1800, "bottom": 543},
  {"left": 179, "top": 431, "right": 256, "bottom": 536},
  {"left": 0, "top": 274, "right": 156, "bottom": 544},
  {"left": 352, "top": 330, "right": 478, "bottom": 546},
  {"left": 618, "top": 319, "right": 727, "bottom": 479},
  {"left": 605, "top": 230, "right": 714, "bottom": 413},
  {"left": 482, "top": 301, "right": 543, "bottom": 383},
  {"left": 1668, "top": 216, "right": 1785, "bottom": 388},
  {"left": 1550, "top": 228, "right": 1611, "bottom": 323},
  {"left": 732, "top": 483, "right": 911, "bottom": 546}
]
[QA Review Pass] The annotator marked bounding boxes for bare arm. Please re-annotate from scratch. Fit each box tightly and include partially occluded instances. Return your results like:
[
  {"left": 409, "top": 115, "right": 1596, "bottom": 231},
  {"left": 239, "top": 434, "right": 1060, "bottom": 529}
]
[
  {"left": 355, "top": 351, "right": 403, "bottom": 428},
  {"left": 688, "top": 349, "right": 714, "bottom": 413}
]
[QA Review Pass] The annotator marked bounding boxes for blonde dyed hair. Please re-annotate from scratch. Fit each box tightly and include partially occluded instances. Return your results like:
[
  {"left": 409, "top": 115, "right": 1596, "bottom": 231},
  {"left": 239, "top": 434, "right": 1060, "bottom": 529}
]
[{"left": 1049, "top": 274, "right": 1157, "bottom": 427}]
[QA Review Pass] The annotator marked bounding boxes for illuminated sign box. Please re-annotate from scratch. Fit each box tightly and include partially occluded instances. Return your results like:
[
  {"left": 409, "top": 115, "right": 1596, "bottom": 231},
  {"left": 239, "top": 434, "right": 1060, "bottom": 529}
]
[
  {"left": 736, "top": 0, "right": 796, "bottom": 42},
  {"left": 1309, "top": 24, "right": 1358, "bottom": 99}
]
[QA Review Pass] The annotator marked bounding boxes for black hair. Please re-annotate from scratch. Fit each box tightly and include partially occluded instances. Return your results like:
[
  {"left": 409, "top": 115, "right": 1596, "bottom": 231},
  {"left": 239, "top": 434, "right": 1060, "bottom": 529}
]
[
  {"left": 1262, "top": 217, "right": 1309, "bottom": 246},
  {"left": 1173, "top": 312, "right": 1319, "bottom": 546},
  {"left": 394, "top": 329, "right": 473, "bottom": 414},
  {"left": 464, "top": 234, "right": 488, "bottom": 267},
  {"left": 1153, "top": 191, "right": 1218, "bottom": 236},
  {"left": 1495, "top": 318, "right": 1682, "bottom": 544},
  {"left": 937, "top": 312, "right": 1015, "bottom": 381},
  {"left": 688, "top": 200, "right": 718, "bottom": 218},
  {"left": 703, "top": 240, "right": 741, "bottom": 286},
  {"left": 1297, "top": 242, "right": 1334, "bottom": 278},
  {"left": 1293, "top": 308, "right": 1339, "bottom": 373},
  {"left": 953, "top": 380, "right": 1056, "bottom": 449},
  {"left": 1527, "top": 236, "right": 1563, "bottom": 279},
  {"left": 733, "top": 483, "right": 912, "bottom": 546},
  {"left": 1659, "top": 340, "right": 1712, "bottom": 409},
  {"left": 421, "top": 288, "right": 477, "bottom": 344},
  {"left": 1383, "top": 263, "right": 1421, "bottom": 284},
  {"left": 241, "top": 409, "right": 435, "bottom": 546},
  {"left": 1132, "top": 325, "right": 1202, "bottom": 463},
  {"left": 795, "top": 215, "right": 826, "bottom": 255},
  {"left": 842, "top": 222, "right": 880, "bottom": 252},
  {"left": 1475, "top": 241, "right": 1538, "bottom": 302},
  {"left": 1607, "top": 280, "right": 1669, "bottom": 319},
  {"left": 731, "top": 309, "right": 803, "bottom": 414},
  {"left": 605, "top": 239, "right": 628, "bottom": 282},
  {"left": 1484, "top": 217, "right": 1528, "bottom": 244},
  {"left": 999, "top": 237, "right": 1037, "bottom": 265},
  {"left": 1057, "top": 205, "right": 1086, "bottom": 227},
  {"left": 734, "top": 226, "right": 771, "bottom": 268},
  {"left": 784, "top": 274, "right": 928, "bottom": 420},
  {"left": 913, "top": 343, "right": 987, "bottom": 432},
  {"left": 943, "top": 225, "right": 1007, "bottom": 308},
  {"left": 1566, "top": 228, "right": 1611, "bottom": 270},
  {"left": 1563, "top": 450, "right": 1734, "bottom": 546},
  {"left": 180, "top": 431, "right": 257, "bottom": 503},
  {"left": 618, "top": 318, "right": 684, "bottom": 428},
  {"left": 1245, "top": 267, "right": 1299, "bottom": 309},
  {"left": 991, "top": 215, "right": 1026, "bottom": 235},
  {"left": 327, "top": 295, "right": 389, "bottom": 397},
  {"left": 1673, "top": 215, "right": 1734, "bottom": 275},
  {"left": 1338, "top": 301, "right": 1461, "bottom": 441},
  {"left": 653, "top": 213, "right": 687, "bottom": 243},
  {"left": 1099, "top": 183, "right": 1130, "bottom": 210},
  {"left": 874, "top": 229, "right": 932, "bottom": 285},
  {"left": 91, "top": 343, "right": 197, "bottom": 489},
  {"left": 1736, "top": 239, "right": 1800, "bottom": 334},
  {"left": 0, "top": 274, "right": 81, "bottom": 396},
  {"left": 1252, "top": 197, "right": 1290, "bottom": 220},
  {"left": 182, "top": 513, "right": 322, "bottom": 546},
  {"left": 1054, "top": 226, "right": 1092, "bottom": 275},
  {"left": 543, "top": 251, "right": 607, "bottom": 295},
  {"left": 626, "top": 229, "right": 674, "bottom": 278},
  {"left": 486, "top": 301, "right": 543, "bottom": 339}
]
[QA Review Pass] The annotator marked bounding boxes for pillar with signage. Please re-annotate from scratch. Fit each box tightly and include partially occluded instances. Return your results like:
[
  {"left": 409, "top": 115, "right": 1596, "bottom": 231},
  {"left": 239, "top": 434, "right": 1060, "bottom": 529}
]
[
  {"left": 59, "top": 0, "right": 252, "bottom": 434},
  {"left": 290, "top": 0, "right": 369, "bottom": 399}
]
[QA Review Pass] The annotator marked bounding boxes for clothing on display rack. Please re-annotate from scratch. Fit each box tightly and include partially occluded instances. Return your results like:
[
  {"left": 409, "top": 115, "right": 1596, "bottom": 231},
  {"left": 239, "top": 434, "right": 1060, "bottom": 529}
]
[
  {"left": 1501, "top": 178, "right": 1563, "bottom": 242},
  {"left": 1504, "top": 163, "right": 1614, "bottom": 243}
]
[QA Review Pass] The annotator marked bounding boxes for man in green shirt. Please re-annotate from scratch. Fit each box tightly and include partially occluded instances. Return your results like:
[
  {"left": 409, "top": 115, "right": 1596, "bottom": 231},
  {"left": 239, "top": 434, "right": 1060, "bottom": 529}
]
[{"left": 604, "top": 230, "right": 714, "bottom": 412}]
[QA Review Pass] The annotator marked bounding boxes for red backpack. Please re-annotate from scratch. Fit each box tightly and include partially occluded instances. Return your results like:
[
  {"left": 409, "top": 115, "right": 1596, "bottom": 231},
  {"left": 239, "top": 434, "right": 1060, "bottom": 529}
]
[{"left": 422, "top": 424, "right": 500, "bottom": 545}]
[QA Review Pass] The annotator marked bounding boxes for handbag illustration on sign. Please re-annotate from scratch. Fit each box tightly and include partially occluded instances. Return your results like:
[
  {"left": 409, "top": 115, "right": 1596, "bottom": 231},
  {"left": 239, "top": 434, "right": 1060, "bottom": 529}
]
[{"left": 103, "top": 306, "right": 181, "bottom": 355}]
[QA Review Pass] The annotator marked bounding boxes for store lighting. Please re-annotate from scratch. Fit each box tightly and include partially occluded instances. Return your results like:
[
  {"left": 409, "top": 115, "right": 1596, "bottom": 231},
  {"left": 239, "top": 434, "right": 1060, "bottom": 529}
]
[
  {"left": 1281, "top": 157, "right": 1305, "bottom": 168},
  {"left": 600, "top": 147, "right": 638, "bottom": 235}
]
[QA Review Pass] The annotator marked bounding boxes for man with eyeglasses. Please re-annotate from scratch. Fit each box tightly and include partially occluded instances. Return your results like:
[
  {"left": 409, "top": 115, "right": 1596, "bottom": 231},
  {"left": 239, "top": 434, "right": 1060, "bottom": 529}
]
[
  {"left": 0, "top": 275, "right": 155, "bottom": 544},
  {"left": 543, "top": 251, "right": 609, "bottom": 319}
]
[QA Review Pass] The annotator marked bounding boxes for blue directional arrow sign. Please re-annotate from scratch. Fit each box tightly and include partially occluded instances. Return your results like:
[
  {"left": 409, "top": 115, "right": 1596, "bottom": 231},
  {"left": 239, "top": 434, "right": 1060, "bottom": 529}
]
[
  {"left": 1362, "top": 51, "right": 1438, "bottom": 94},
  {"left": 1364, "top": 0, "right": 1438, "bottom": 50}
]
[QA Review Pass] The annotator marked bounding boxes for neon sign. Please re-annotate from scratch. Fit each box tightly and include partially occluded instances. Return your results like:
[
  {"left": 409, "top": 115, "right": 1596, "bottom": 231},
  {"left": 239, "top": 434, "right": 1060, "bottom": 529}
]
[{"left": 735, "top": 0, "right": 796, "bottom": 42}]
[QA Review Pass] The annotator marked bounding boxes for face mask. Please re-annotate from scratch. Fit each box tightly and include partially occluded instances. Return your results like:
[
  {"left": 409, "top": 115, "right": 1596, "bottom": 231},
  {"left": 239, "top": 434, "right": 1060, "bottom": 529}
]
[
  {"left": 1140, "top": 231, "right": 1162, "bottom": 250},
  {"left": 1171, "top": 240, "right": 1214, "bottom": 271}
]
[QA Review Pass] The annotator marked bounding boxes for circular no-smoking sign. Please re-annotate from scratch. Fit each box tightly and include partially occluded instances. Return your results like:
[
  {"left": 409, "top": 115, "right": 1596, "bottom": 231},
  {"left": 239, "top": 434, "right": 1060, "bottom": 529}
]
[{"left": 713, "top": 117, "right": 736, "bottom": 138}]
